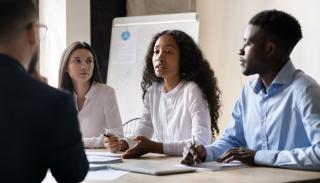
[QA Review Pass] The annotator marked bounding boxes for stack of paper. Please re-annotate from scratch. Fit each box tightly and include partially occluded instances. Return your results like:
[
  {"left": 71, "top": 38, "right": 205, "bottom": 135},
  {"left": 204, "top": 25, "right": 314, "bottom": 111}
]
[
  {"left": 177, "top": 161, "right": 244, "bottom": 171},
  {"left": 86, "top": 152, "right": 123, "bottom": 171},
  {"left": 87, "top": 155, "right": 122, "bottom": 164},
  {"left": 86, "top": 151, "right": 123, "bottom": 157}
]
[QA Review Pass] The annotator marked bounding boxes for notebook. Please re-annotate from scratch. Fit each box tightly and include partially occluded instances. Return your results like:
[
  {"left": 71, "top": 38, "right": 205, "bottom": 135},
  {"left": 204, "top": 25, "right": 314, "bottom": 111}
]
[
  {"left": 177, "top": 160, "right": 244, "bottom": 171},
  {"left": 87, "top": 154, "right": 123, "bottom": 164},
  {"left": 107, "top": 162, "right": 196, "bottom": 175},
  {"left": 87, "top": 154, "right": 123, "bottom": 171},
  {"left": 86, "top": 151, "right": 123, "bottom": 157},
  {"left": 89, "top": 164, "right": 110, "bottom": 171}
]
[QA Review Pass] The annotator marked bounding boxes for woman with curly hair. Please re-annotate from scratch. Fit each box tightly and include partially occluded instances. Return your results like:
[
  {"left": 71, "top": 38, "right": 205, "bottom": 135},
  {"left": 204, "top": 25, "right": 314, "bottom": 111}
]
[{"left": 105, "top": 30, "right": 220, "bottom": 158}]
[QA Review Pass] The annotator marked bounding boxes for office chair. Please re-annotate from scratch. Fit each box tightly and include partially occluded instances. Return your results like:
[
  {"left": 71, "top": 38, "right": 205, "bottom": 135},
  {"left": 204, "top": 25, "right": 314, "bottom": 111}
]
[
  {"left": 122, "top": 118, "right": 140, "bottom": 138},
  {"left": 122, "top": 118, "right": 157, "bottom": 141}
]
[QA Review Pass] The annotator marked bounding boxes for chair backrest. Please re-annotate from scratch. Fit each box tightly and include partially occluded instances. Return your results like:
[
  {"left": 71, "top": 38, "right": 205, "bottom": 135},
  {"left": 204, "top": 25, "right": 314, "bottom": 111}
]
[
  {"left": 122, "top": 118, "right": 140, "bottom": 138},
  {"left": 122, "top": 118, "right": 157, "bottom": 140}
]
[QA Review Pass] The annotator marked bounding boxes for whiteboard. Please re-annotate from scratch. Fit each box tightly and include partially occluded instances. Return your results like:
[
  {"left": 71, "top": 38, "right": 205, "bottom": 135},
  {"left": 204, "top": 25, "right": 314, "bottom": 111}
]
[{"left": 107, "top": 13, "right": 199, "bottom": 123}]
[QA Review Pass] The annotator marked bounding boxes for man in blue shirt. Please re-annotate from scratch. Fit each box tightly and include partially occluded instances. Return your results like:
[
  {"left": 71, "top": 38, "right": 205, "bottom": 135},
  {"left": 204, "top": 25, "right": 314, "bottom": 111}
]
[{"left": 181, "top": 10, "right": 320, "bottom": 170}]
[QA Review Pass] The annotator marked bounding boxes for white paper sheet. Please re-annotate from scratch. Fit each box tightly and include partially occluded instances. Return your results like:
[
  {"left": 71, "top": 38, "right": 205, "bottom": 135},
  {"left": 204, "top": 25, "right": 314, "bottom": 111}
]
[
  {"left": 85, "top": 169, "right": 129, "bottom": 181},
  {"left": 42, "top": 169, "right": 129, "bottom": 182},
  {"left": 86, "top": 151, "right": 123, "bottom": 157},
  {"left": 110, "top": 27, "right": 138, "bottom": 65},
  {"left": 87, "top": 154, "right": 122, "bottom": 164},
  {"left": 177, "top": 161, "right": 244, "bottom": 171}
]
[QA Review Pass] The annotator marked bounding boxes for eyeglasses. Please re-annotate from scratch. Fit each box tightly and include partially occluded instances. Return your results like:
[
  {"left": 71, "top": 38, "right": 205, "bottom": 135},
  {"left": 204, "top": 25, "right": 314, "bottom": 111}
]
[
  {"left": 36, "top": 23, "right": 48, "bottom": 40},
  {"left": 26, "top": 22, "right": 48, "bottom": 40}
]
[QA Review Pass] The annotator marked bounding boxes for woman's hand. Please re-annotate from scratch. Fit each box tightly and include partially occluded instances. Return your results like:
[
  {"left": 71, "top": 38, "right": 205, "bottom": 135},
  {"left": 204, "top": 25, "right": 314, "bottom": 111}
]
[
  {"left": 103, "top": 133, "right": 128, "bottom": 153},
  {"left": 122, "top": 136, "right": 163, "bottom": 159},
  {"left": 181, "top": 143, "right": 207, "bottom": 165}
]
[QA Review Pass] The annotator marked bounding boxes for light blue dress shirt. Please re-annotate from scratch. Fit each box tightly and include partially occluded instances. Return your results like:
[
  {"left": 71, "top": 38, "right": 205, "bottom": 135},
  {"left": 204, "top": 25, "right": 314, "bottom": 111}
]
[{"left": 205, "top": 61, "right": 320, "bottom": 170}]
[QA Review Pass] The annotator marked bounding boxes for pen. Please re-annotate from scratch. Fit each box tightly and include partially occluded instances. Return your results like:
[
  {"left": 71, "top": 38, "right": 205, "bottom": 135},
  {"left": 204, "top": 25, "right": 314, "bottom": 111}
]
[{"left": 192, "top": 135, "right": 195, "bottom": 146}]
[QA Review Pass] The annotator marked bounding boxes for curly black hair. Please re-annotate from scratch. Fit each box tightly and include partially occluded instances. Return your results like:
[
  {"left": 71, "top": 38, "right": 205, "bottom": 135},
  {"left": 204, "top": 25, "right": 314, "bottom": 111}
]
[
  {"left": 249, "top": 10, "right": 302, "bottom": 55},
  {"left": 141, "top": 30, "right": 221, "bottom": 137}
]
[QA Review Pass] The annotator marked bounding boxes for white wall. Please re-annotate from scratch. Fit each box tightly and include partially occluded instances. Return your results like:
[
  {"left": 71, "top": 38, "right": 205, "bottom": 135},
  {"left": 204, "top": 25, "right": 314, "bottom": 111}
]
[
  {"left": 39, "top": 0, "right": 320, "bottom": 133},
  {"left": 196, "top": 0, "right": 320, "bottom": 134},
  {"left": 127, "top": 0, "right": 195, "bottom": 16},
  {"left": 39, "top": 0, "right": 66, "bottom": 87},
  {"left": 66, "top": 0, "right": 90, "bottom": 45},
  {"left": 39, "top": 0, "right": 90, "bottom": 87}
]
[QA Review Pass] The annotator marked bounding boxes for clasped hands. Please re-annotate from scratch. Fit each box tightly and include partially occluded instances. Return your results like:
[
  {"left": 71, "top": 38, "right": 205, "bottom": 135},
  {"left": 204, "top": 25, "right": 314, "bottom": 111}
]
[
  {"left": 104, "top": 133, "right": 162, "bottom": 158},
  {"left": 181, "top": 143, "right": 256, "bottom": 166},
  {"left": 104, "top": 133, "right": 256, "bottom": 165}
]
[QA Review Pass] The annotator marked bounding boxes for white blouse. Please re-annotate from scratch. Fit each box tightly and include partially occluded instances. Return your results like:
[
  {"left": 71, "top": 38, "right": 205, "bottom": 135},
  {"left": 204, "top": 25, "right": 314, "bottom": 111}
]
[
  {"left": 76, "top": 83, "right": 123, "bottom": 148},
  {"left": 125, "top": 81, "right": 212, "bottom": 156}
]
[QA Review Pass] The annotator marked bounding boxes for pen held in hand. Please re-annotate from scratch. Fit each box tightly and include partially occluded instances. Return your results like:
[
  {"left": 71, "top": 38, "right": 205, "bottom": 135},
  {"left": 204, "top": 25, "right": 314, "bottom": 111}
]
[
  {"left": 192, "top": 135, "right": 196, "bottom": 146},
  {"left": 103, "top": 133, "right": 110, "bottom": 138}
]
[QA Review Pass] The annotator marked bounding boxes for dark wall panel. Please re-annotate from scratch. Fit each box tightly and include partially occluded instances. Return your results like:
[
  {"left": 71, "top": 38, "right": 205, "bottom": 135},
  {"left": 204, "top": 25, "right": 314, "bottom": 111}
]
[{"left": 90, "top": 0, "right": 126, "bottom": 83}]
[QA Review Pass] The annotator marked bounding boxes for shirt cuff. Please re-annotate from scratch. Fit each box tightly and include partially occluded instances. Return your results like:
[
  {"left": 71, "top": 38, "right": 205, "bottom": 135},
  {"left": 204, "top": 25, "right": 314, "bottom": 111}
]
[
  {"left": 254, "top": 150, "right": 279, "bottom": 166},
  {"left": 123, "top": 137, "right": 135, "bottom": 149},
  {"left": 83, "top": 136, "right": 104, "bottom": 149},
  {"left": 204, "top": 145, "right": 216, "bottom": 162},
  {"left": 163, "top": 142, "right": 181, "bottom": 156}
]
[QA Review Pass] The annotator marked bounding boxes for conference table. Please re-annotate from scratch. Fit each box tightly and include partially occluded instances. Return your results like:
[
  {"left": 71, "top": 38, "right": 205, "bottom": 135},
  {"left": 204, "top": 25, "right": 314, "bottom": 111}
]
[{"left": 81, "top": 150, "right": 320, "bottom": 183}]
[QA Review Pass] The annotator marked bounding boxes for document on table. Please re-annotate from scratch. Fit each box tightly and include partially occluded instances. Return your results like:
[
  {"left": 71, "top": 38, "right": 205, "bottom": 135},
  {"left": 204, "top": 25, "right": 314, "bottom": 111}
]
[
  {"left": 42, "top": 170, "right": 129, "bottom": 182},
  {"left": 87, "top": 154, "right": 122, "bottom": 164},
  {"left": 86, "top": 150, "right": 123, "bottom": 157},
  {"left": 84, "top": 151, "right": 129, "bottom": 181},
  {"left": 177, "top": 161, "right": 244, "bottom": 171},
  {"left": 85, "top": 169, "right": 129, "bottom": 181},
  {"left": 86, "top": 151, "right": 123, "bottom": 171}
]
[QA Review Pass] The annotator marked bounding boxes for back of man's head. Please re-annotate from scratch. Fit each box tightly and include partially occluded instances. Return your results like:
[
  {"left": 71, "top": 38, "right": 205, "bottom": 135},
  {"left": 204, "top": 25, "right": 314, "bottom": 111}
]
[
  {"left": 0, "top": 0, "right": 38, "bottom": 42},
  {"left": 249, "top": 10, "right": 302, "bottom": 55}
]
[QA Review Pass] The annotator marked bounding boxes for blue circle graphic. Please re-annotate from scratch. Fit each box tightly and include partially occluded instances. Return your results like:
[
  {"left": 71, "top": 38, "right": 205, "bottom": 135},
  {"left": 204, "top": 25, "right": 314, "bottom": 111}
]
[{"left": 121, "top": 31, "right": 130, "bottom": 41}]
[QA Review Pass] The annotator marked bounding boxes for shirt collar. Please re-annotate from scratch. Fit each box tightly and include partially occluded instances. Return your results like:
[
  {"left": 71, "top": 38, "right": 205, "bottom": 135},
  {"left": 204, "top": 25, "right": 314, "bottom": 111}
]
[
  {"left": 251, "top": 60, "right": 296, "bottom": 94},
  {"left": 73, "top": 82, "right": 97, "bottom": 99},
  {"left": 85, "top": 82, "right": 97, "bottom": 99},
  {"left": 161, "top": 80, "right": 185, "bottom": 97},
  {"left": 0, "top": 54, "right": 26, "bottom": 73}
]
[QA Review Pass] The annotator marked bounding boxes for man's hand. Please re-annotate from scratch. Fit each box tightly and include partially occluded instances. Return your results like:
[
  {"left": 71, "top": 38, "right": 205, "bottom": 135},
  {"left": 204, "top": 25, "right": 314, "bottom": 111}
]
[
  {"left": 122, "top": 136, "right": 162, "bottom": 159},
  {"left": 181, "top": 143, "right": 207, "bottom": 166},
  {"left": 216, "top": 147, "right": 256, "bottom": 166}
]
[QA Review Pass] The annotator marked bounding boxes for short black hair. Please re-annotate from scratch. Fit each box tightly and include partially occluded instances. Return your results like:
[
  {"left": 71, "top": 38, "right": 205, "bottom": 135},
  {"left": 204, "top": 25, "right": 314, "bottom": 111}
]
[
  {"left": 249, "top": 10, "right": 302, "bottom": 54},
  {"left": 0, "top": 0, "right": 38, "bottom": 39}
]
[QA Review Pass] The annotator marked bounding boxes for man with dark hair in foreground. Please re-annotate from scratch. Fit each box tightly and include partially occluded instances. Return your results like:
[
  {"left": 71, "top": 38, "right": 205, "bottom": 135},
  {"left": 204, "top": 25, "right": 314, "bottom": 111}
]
[
  {"left": 181, "top": 10, "right": 320, "bottom": 170},
  {"left": 0, "top": 0, "right": 88, "bottom": 182}
]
